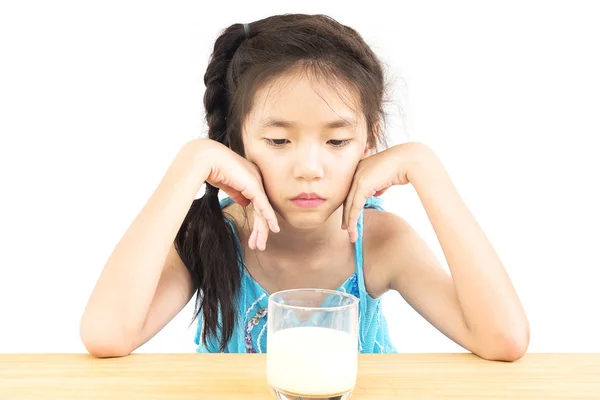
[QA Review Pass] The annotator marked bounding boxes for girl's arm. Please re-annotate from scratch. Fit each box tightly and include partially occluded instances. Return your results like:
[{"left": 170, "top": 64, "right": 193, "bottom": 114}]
[
  {"left": 378, "top": 144, "right": 529, "bottom": 361},
  {"left": 80, "top": 139, "right": 210, "bottom": 357}
]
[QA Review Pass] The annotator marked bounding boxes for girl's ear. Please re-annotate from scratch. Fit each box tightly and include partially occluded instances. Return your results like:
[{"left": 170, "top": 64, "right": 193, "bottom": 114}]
[{"left": 362, "top": 122, "right": 380, "bottom": 159}]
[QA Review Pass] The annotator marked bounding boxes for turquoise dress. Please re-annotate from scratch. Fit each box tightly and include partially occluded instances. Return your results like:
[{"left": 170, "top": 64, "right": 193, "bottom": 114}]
[{"left": 194, "top": 196, "right": 397, "bottom": 354}]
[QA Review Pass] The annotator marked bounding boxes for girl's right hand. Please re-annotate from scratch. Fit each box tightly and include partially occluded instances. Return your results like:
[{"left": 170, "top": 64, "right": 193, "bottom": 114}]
[{"left": 196, "top": 138, "right": 279, "bottom": 251}]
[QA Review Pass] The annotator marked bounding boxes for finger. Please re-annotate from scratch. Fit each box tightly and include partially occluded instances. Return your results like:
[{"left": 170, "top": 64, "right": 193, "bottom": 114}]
[
  {"left": 341, "top": 182, "right": 353, "bottom": 229},
  {"left": 221, "top": 173, "right": 279, "bottom": 233},
  {"left": 255, "top": 214, "right": 270, "bottom": 251},
  {"left": 341, "top": 189, "right": 348, "bottom": 230},
  {"left": 347, "top": 186, "right": 370, "bottom": 243},
  {"left": 248, "top": 199, "right": 278, "bottom": 233},
  {"left": 255, "top": 180, "right": 280, "bottom": 234},
  {"left": 241, "top": 183, "right": 279, "bottom": 233},
  {"left": 252, "top": 209, "right": 261, "bottom": 250},
  {"left": 248, "top": 229, "right": 257, "bottom": 250},
  {"left": 343, "top": 179, "right": 358, "bottom": 231}
]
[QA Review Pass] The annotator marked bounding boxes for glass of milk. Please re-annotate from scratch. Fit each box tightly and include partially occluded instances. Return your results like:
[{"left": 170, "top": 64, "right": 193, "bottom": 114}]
[{"left": 267, "top": 288, "right": 359, "bottom": 400}]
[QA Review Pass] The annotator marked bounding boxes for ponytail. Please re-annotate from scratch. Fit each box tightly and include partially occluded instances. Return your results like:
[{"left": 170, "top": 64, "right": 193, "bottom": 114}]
[
  {"left": 175, "top": 183, "right": 242, "bottom": 351},
  {"left": 175, "top": 22, "right": 250, "bottom": 351}
]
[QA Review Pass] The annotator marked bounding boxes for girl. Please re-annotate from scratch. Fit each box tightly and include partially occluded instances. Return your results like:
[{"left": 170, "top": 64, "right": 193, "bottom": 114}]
[{"left": 80, "top": 13, "right": 529, "bottom": 360}]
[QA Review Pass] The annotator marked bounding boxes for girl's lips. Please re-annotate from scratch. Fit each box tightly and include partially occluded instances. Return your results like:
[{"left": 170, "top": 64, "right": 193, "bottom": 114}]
[{"left": 290, "top": 198, "right": 326, "bottom": 208}]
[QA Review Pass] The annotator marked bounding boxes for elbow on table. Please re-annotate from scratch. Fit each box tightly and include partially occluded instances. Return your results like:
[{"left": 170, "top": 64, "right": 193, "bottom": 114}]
[
  {"left": 80, "top": 319, "right": 134, "bottom": 358},
  {"left": 83, "top": 338, "right": 132, "bottom": 359},
  {"left": 475, "top": 327, "right": 530, "bottom": 362}
]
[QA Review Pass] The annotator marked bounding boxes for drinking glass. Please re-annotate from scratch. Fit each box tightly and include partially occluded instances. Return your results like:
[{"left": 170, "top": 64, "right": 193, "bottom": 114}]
[{"left": 267, "top": 288, "right": 359, "bottom": 400}]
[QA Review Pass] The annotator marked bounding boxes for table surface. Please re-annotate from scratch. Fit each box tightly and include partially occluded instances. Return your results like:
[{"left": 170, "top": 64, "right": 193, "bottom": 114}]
[{"left": 1, "top": 353, "right": 599, "bottom": 399}]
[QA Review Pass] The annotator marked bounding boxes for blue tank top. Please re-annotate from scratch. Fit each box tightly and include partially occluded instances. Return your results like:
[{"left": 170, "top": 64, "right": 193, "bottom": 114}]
[{"left": 194, "top": 196, "right": 397, "bottom": 354}]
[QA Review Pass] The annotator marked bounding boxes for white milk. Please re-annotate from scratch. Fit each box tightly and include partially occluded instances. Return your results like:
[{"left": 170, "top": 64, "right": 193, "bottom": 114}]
[{"left": 267, "top": 326, "right": 358, "bottom": 396}]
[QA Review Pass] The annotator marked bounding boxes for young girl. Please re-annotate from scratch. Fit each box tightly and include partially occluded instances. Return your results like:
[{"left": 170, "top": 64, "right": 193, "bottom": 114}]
[{"left": 80, "top": 13, "right": 529, "bottom": 360}]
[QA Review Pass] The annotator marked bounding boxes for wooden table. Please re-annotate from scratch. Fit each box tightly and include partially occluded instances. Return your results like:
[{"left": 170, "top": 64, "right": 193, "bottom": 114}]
[{"left": 1, "top": 353, "right": 599, "bottom": 399}]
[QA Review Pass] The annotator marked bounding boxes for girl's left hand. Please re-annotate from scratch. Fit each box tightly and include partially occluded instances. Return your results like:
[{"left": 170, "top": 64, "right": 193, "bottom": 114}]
[{"left": 342, "top": 142, "right": 429, "bottom": 242}]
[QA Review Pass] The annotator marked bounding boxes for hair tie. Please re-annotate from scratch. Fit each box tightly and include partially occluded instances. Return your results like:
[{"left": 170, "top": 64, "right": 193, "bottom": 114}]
[{"left": 206, "top": 183, "right": 220, "bottom": 197}]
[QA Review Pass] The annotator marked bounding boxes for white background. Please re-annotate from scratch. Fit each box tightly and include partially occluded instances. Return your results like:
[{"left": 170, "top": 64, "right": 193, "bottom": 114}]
[{"left": 1, "top": 0, "right": 598, "bottom": 354}]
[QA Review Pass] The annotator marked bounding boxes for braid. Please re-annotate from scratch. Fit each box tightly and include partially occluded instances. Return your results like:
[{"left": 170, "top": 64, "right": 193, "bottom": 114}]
[
  {"left": 175, "top": 23, "right": 249, "bottom": 351},
  {"left": 203, "top": 24, "right": 249, "bottom": 147}
]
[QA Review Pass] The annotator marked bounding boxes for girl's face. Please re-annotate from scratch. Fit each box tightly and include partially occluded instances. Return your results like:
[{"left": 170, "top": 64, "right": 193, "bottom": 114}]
[{"left": 242, "top": 72, "right": 372, "bottom": 229}]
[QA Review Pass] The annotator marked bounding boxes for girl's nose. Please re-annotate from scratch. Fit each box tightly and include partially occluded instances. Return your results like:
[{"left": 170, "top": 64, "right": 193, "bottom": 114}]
[{"left": 292, "top": 144, "right": 324, "bottom": 181}]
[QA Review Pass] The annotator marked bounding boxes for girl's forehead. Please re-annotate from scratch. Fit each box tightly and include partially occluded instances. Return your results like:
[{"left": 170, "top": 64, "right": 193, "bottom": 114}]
[{"left": 248, "top": 73, "right": 363, "bottom": 127}]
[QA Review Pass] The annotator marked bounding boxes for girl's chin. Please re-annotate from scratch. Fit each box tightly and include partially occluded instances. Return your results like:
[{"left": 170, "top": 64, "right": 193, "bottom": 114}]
[{"left": 275, "top": 209, "right": 339, "bottom": 230}]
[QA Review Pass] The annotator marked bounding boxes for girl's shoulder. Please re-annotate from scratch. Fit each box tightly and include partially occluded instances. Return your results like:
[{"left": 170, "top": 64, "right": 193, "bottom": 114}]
[{"left": 362, "top": 207, "right": 415, "bottom": 298}]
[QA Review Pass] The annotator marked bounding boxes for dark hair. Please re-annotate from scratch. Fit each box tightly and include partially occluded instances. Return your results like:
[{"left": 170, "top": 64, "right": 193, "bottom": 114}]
[{"left": 175, "top": 13, "right": 389, "bottom": 351}]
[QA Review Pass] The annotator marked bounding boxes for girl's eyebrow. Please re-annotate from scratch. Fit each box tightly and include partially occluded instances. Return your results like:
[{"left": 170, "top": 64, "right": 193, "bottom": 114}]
[{"left": 259, "top": 117, "right": 357, "bottom": 130}]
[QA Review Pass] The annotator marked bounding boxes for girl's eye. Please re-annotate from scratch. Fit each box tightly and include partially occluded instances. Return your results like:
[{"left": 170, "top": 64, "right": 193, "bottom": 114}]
[
  {"left": 328, "top": 139, "right": 351, "bottom": 148},
  {"left": 265, "top": 139, "right": 289, "bottom": 147}
]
